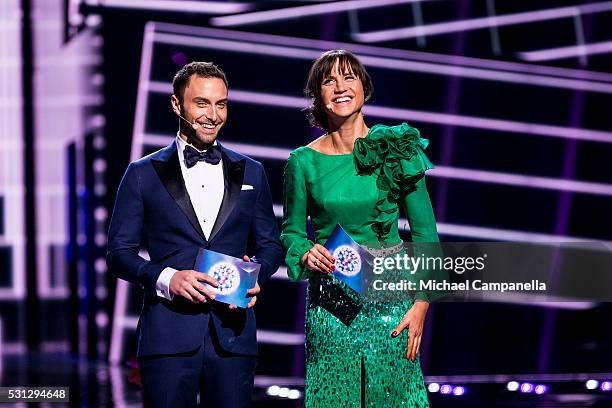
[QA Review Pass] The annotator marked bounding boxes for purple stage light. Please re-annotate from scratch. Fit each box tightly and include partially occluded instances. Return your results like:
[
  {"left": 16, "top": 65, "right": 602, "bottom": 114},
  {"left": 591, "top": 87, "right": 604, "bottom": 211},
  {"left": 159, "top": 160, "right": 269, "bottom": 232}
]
[
  {"left": 601, "top": 381, "right": 612, "bottom": 391},
  {"left": 518, "top": 40, "right": 612, "bottom": 62},
  {"left": 210, "top": 0, "right": 431, "bottom": 27},
  {"left": 99, "top": 0, "right": 252, "bottom": 14},
  {"left": 354, "top": 1, "right": 612, "bottom": 43},
  {"left": 520, "top": 383, "right": 534, "bottom": 393},
  {"left": 95, "top": 312, "right": 109, "bottom": 328},
  {"left": 534, "top": 385, "right": 548, "bottom": 395},
  {"left": 440, "top": 384, "right": 453, "bottom": 395},
  {"left": 452, "top": 386, "right": 466, "bottom": 396}
]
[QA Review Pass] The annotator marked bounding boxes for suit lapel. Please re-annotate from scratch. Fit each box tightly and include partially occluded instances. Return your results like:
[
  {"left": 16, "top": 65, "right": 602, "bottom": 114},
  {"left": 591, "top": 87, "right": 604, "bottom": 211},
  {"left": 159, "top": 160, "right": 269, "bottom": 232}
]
[
  {"left": 208, "top": 144, "right": 245, "bottom": 243},
  {"left": 151, "top": 143, "right": 207, "bottom": 242}
]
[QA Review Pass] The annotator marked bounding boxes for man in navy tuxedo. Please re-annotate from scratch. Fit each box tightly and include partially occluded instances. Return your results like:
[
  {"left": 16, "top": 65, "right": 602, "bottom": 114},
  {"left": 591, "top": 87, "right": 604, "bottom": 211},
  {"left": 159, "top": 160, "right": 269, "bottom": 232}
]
[{"left": 107, "top": 61, "right": 282, "bottom": 407}]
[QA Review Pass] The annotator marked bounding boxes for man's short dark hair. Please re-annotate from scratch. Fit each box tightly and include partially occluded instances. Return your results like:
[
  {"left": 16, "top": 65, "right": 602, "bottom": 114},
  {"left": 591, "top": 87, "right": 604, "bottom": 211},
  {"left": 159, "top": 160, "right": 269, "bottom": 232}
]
[
  {"left": 172, "top": 61, "right": 228, "bottom": 104},
  {"left": 304, "top": 49, "right": 373, "bottom": 131}
]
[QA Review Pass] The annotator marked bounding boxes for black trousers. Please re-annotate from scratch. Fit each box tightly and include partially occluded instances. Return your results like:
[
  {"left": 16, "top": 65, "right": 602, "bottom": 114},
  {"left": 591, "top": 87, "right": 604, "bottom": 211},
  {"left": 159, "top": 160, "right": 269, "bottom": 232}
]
[{"left": 138, "top": 323, "right": 257, "bottom": 408}]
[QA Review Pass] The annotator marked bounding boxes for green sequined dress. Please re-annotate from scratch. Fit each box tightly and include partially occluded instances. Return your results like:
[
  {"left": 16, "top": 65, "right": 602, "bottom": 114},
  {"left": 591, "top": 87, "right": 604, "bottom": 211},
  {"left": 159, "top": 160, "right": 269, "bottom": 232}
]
[{"left": 281, "top": 123, "right": 439, "bottom": 408}]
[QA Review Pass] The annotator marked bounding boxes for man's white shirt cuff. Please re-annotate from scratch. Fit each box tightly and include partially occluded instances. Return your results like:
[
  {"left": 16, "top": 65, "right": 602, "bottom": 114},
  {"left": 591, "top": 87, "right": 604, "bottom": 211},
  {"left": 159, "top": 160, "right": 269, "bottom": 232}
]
[{"left": 156, "top": 267, "right": 177, "bottom": 300}]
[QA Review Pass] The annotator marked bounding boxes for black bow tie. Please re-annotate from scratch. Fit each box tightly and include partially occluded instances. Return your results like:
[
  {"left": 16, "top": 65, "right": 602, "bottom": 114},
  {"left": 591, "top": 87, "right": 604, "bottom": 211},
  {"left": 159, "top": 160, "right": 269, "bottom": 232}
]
[{"left": 183, "top": 144, "right": 222, "bottom": 168}]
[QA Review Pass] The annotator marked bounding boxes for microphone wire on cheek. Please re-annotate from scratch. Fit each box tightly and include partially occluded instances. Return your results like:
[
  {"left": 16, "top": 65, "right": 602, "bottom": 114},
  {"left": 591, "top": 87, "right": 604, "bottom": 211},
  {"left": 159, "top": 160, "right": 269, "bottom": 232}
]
[{"left": 175, "top": 112, "right": 199, "bottom": 130}]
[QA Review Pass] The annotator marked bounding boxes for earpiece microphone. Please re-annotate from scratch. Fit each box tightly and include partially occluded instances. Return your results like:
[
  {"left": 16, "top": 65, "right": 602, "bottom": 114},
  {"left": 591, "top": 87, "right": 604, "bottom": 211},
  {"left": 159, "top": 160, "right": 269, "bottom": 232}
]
[{"left": 175, "top": 111, "right": 199, "bottom": 130}]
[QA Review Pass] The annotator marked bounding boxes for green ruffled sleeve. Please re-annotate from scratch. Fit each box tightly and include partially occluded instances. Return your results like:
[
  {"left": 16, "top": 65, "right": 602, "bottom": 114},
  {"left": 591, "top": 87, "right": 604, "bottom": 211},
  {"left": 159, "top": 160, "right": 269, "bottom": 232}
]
[
  {"left": 280, "top": 151, "right": 314, "bottom": 280},
  {"left": 353, "top": 122, "right": 435, "bottom": 241}
]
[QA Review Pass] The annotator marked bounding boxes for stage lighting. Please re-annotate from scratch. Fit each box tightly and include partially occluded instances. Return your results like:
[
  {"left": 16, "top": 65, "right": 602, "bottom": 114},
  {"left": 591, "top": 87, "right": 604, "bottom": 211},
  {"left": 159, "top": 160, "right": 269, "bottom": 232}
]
[
  {"left": 94, "top": 207, "right": 108, "bottom": 221},
  {"left": 586, "top": 379, "right": 599, "bottom": 390},
  {"left": 93, "top": 158, "right": 107, "bottom": 173},
  {"left": 95, "top": 233, "right": 107, "bottom": 246},
  {"left": 94, "top": 258, "right": 106, "bottom": 273},
  {"left": 287, "top": 389, "right": 301, "bottom": 400},
  {"left": 520, "top": 382, "right": 534, "bottom": 393},
  {"left": 266, "top": 385, "right": 280, "bottom": 396},
  {"left": 440, "top": 384, "right": 453, "bottom": 394},
  {"left": 452, "top": 386, "right": 466, "bottom": 396},
  {"left": 95, "top": 287, "right": 107, "bottom": 299},
  {"left": 601, "top": 381, "right": 612, "bottom": 391},
  {"left": 94, "top": 183, "right": 106, "bottom": 196},
  {"left": 506, "top": 381, "right": 519, "bottom": 391},
  {"left": 534, "top": 384, "right": 548, "bottom": 395},
  {"left": 427, "top": 383, "right": 440, "bottom": 393}
]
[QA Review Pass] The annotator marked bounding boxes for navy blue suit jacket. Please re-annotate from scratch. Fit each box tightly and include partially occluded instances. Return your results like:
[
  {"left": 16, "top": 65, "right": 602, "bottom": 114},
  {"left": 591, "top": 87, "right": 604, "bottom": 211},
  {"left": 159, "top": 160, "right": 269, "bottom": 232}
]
[{"left": 107, "top": 141, "right": 282, "bottom": 357}]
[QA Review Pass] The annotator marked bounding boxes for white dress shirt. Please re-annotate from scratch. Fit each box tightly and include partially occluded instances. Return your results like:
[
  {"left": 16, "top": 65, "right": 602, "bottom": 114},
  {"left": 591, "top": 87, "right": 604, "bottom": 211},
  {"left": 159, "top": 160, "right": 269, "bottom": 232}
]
[{"left": 155, "top": 134, "right": 225, "bottom": 300}]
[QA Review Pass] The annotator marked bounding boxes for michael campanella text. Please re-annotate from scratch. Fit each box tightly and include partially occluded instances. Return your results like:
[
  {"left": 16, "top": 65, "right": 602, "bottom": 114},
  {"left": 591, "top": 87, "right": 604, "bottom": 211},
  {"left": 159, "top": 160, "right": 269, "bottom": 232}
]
[{"left": 372, "top": 279, "right": 547, "bottom": 293}]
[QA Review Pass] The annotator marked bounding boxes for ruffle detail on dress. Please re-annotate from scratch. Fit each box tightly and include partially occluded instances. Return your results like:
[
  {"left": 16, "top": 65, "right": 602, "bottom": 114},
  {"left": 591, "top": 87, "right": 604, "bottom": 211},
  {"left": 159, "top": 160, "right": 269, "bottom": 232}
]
[{"left": 353, "top": 123, "right": 434, "bottom": 240}]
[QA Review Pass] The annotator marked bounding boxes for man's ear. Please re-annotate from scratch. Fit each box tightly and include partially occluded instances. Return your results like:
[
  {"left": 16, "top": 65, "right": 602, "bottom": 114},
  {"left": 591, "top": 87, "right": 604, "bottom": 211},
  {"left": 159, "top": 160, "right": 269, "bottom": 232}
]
[{"left": 171, "top": 95, "right": 181, "bottom": 115}]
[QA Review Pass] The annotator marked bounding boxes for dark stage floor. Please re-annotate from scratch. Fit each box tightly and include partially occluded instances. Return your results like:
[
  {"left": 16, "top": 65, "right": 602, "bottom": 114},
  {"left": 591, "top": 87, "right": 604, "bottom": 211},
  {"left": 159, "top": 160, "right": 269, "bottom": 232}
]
[{"left": 1, "top": 353, "right": 611, "bottom": 407}]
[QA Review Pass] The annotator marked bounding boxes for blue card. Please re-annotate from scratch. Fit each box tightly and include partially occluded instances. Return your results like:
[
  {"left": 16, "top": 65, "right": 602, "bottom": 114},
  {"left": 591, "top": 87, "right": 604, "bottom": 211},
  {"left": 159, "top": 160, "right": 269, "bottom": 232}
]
[
  {"left": 324, "top": 224, "right": 371, "bottom": 295},
  {"left": 193, "top": 249, "right": 260, "bottom": 308}
]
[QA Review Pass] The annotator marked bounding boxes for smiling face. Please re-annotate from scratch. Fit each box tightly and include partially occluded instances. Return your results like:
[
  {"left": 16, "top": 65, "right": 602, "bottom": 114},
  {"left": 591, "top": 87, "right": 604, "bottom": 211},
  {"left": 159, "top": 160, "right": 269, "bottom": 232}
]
[
  {"left": 305, "top": 50, "right": 373, "bottom": 131},
  {"left": 320, "top": 59, "right": 365, "bottom": 125},
  {"left": 171, "top": 75, "right": 228, "bottom": 148}
]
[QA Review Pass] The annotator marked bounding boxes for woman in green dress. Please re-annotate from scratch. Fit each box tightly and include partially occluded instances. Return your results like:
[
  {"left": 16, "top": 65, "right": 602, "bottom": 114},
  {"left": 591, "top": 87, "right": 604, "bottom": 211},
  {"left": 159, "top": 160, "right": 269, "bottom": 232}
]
[{"left": 281, "top": 50, "right": 438, "bottom": 407}]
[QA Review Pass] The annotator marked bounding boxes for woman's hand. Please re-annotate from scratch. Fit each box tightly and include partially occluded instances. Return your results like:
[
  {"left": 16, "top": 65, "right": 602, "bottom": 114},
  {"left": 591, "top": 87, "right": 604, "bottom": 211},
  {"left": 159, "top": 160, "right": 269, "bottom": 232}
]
[
  {"left": 391, "top": 300, "right": 429, "bottom": 361},
  {"left": 301, "top": 244, "right": 336, "bottom": 274}
]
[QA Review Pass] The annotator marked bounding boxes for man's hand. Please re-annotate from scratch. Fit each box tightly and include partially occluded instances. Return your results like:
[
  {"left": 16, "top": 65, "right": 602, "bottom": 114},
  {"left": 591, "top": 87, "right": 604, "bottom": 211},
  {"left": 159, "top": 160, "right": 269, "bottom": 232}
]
[
  {"left": 169, "top": 270, "right": 218, "bottom": 303},
  {"left": 245, "top": 281, "right": 260, "bottom": 308},
  {"left": 229, "top": 255, "right": 260, "bottom": 309}
]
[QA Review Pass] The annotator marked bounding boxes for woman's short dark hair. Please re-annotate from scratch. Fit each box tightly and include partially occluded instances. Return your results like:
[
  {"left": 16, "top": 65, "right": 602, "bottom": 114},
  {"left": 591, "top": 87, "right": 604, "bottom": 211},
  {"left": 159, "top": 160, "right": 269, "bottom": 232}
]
[
  {"left": 172, "top": 61, "right": 228, "bottom": 104},
  {"left": 304, "top": 50, "right": 373, "bottom": 131}
]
